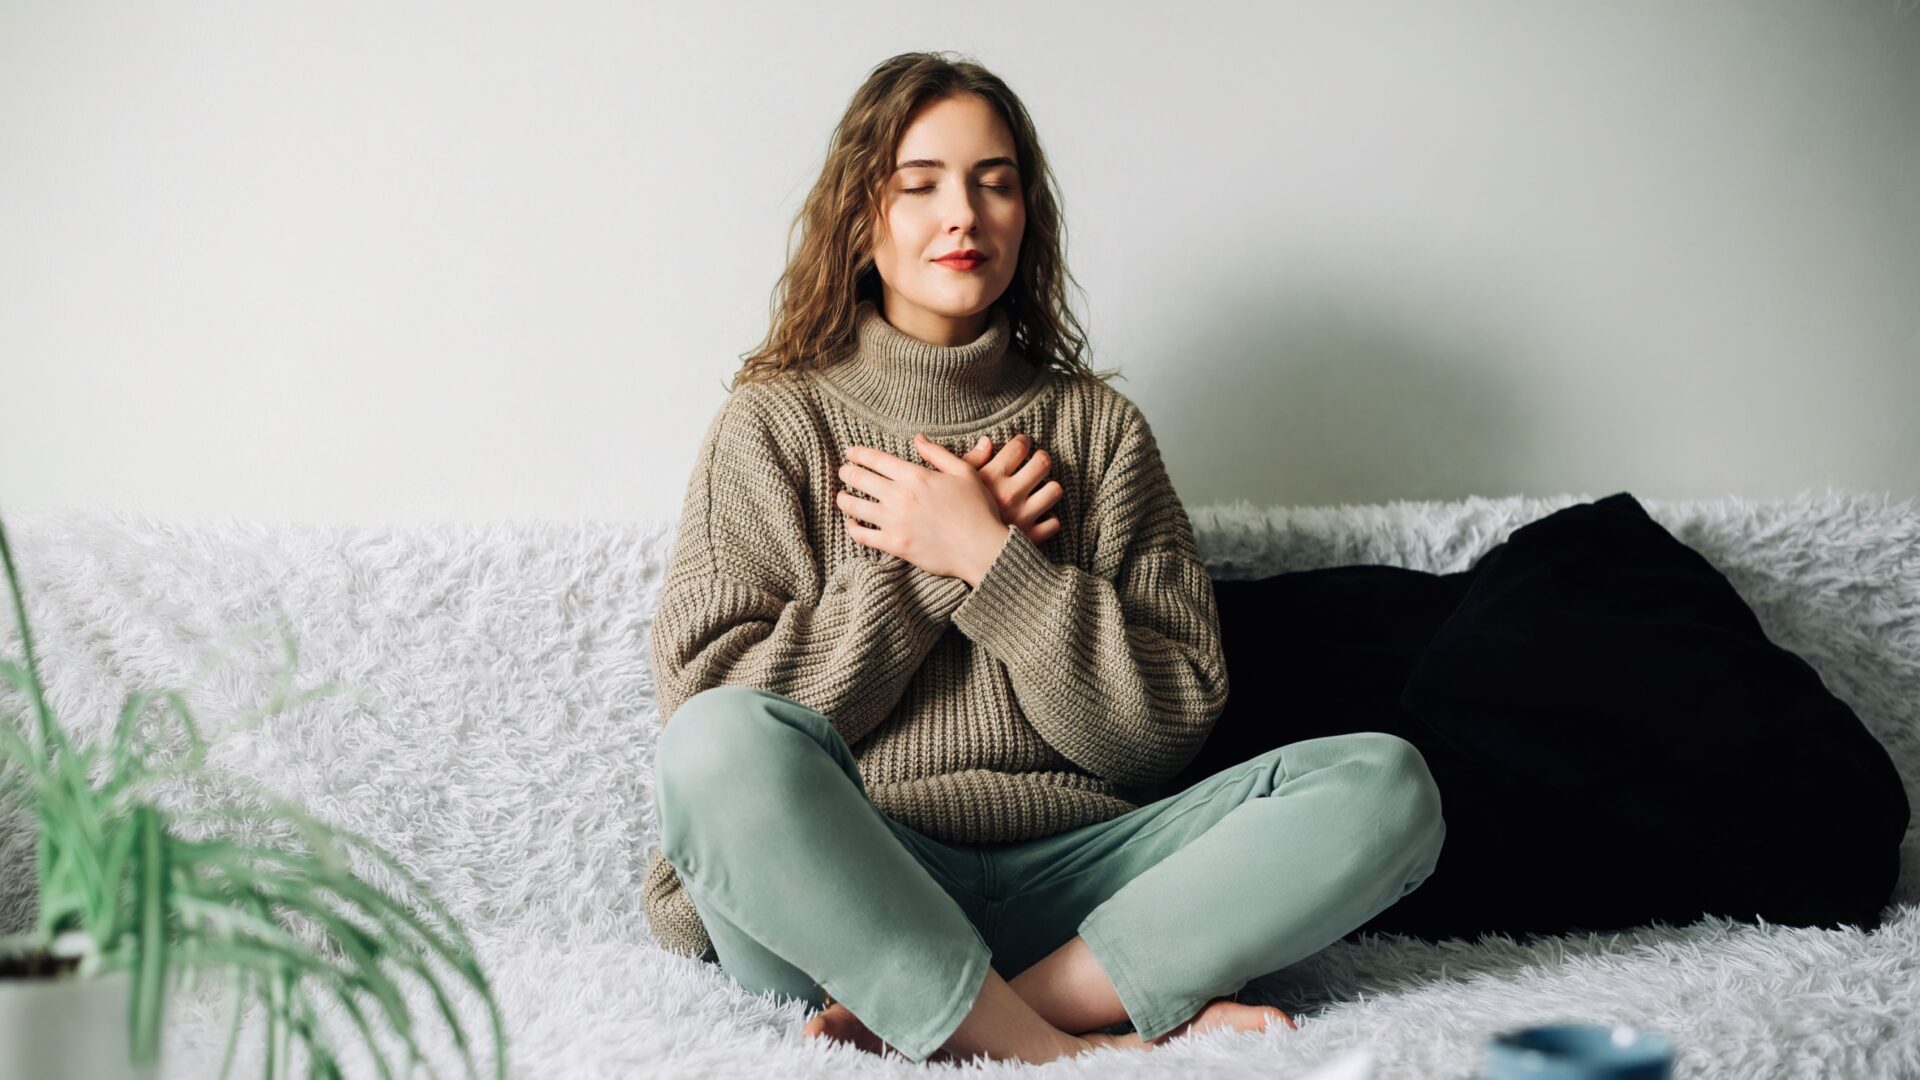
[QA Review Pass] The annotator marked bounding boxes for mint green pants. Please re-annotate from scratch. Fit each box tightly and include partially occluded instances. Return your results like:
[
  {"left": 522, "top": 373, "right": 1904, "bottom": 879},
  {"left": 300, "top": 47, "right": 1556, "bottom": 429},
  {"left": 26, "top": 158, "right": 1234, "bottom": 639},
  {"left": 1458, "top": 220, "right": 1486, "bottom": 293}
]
[{"left": 655, "top": 685, "right": 1446, "bottom": 1063}]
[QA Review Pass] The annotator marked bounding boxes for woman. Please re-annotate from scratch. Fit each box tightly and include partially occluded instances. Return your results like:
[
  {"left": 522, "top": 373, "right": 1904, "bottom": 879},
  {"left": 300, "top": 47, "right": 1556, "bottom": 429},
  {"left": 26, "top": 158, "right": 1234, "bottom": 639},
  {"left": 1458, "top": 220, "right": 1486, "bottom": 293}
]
[{"left": 642, "top": 52, "right": 1446, "bottom": 1065}]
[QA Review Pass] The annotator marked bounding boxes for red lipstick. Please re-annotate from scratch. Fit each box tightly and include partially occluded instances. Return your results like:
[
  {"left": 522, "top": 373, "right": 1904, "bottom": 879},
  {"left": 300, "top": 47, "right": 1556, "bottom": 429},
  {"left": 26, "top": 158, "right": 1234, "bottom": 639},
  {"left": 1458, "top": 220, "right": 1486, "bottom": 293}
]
[{"left": 935, "top": 249, "right": 988, "bottom": 271}]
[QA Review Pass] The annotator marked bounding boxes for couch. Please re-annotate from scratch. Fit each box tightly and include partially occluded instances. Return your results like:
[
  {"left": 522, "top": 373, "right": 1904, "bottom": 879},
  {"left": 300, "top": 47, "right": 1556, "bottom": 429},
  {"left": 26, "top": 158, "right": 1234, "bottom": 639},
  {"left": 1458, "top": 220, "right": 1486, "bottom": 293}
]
[{"left": 1, "top": 490, "right": 1913, "bottom": 1078}]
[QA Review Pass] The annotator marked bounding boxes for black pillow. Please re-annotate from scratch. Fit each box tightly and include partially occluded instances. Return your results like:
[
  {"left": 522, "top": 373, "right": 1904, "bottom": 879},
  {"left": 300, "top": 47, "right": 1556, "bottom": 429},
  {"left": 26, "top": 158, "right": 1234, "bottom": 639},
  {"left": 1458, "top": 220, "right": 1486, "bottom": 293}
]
[{"left": 1189, "top": 492, "right": 1909, "bottom": 943}]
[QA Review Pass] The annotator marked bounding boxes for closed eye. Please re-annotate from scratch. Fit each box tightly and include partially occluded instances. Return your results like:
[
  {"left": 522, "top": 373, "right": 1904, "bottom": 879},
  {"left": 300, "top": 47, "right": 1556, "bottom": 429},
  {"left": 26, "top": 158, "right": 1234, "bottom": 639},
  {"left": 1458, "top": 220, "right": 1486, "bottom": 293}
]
[{"left": 905, "top": 184, "right": 1017, "bottom": 194}]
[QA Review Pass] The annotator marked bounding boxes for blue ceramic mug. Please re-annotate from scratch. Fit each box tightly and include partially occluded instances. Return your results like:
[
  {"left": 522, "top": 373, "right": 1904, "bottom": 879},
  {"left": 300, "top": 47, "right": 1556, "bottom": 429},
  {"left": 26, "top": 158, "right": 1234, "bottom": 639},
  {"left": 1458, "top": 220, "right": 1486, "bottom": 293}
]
[{"left": 1483, "top": 1023, "right": 1674, "bottom": 1079}]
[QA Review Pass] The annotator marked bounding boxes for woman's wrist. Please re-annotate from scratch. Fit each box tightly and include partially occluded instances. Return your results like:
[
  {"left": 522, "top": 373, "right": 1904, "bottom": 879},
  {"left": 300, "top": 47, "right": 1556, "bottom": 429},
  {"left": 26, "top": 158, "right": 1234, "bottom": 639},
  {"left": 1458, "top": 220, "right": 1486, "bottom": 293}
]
[{"left": 960, "top": 523, "right": 1014, "bottom": 589}]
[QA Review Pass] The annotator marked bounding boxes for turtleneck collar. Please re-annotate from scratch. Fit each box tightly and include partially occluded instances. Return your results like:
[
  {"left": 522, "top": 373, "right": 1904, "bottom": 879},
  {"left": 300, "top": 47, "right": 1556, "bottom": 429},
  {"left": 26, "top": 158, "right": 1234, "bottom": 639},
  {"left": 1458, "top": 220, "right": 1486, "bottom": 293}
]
[{"left": 814, "top": 299, "right": 1044, "bottom": 432}]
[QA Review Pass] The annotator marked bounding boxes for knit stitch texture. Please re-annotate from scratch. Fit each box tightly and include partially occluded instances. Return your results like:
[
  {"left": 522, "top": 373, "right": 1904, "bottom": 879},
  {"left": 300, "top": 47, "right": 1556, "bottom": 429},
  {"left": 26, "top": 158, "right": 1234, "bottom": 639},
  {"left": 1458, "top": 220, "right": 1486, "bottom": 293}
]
[{"left": 642, "top": 299, "right": 1228, "bottom": 960}]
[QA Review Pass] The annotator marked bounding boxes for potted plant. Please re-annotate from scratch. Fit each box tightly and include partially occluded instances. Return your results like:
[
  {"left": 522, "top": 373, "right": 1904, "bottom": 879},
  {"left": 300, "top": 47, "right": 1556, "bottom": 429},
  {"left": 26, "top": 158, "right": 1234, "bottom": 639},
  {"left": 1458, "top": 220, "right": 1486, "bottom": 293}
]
[{"left": 0, "top": 513, "right": 507, "bottom": 1079}]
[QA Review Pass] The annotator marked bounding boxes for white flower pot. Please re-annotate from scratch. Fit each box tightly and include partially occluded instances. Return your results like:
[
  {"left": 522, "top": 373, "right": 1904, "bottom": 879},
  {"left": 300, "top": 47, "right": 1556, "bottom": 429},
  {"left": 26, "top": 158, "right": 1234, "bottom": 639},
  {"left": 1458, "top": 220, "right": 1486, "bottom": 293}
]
[{"left": 0, "top": 968, "right": 158, "bottom": 1080}]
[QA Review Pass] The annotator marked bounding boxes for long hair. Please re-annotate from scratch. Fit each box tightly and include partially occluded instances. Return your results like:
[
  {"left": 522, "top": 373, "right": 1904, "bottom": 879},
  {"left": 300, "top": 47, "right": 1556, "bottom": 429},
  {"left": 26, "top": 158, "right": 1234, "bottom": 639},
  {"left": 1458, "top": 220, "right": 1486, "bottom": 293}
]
[{"left": 731, "top": 51, "right": 1121, "bottom": 390}]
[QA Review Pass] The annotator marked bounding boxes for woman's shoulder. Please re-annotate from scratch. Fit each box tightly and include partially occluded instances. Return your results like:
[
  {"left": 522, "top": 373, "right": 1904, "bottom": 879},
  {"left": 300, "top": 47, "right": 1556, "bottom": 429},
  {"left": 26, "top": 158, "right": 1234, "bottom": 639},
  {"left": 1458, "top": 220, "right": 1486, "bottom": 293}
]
[
  {"left": 691, "top": 374, "right": 826, "bottom": 451},
  {"left": 1040, "top": 369, "right": 1152, "bottom": 443},
  {"left": 692, "top": 374, "right": 834, "bottom": 482},
  {"left": 711, "top": 372, "right": 815, "bottom": 427}
]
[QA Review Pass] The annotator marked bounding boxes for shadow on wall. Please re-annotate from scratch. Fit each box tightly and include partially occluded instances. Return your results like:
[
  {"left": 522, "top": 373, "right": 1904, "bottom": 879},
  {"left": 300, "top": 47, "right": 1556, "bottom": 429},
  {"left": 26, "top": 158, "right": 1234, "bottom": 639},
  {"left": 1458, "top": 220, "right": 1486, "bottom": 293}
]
[{"left": 1147, "top": 281, "right": 1540, "bottom": 508}]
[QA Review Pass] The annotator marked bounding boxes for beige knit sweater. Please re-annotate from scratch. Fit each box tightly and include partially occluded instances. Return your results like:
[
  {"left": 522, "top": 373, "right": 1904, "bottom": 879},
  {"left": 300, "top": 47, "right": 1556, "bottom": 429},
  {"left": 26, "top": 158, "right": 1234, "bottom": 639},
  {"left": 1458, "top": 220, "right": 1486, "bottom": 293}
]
[{"left": 642, "top": 298, "right": 1228, "bottom": 961}]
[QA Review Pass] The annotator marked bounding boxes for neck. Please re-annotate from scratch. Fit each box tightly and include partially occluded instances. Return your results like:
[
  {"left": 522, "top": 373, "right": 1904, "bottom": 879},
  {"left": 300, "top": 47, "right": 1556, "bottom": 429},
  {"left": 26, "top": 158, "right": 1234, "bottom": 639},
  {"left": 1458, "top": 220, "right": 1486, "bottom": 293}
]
[{"left": 816, "top": 299, "right": 1039, "bottom": 430}]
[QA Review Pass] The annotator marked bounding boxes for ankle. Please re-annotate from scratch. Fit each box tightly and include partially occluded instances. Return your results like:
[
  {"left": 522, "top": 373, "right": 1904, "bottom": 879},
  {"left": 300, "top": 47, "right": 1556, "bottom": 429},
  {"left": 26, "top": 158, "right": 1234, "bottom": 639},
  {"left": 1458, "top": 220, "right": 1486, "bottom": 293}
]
[{"left": 940, "top": 966, "right": 1088, "bottom": 1064}]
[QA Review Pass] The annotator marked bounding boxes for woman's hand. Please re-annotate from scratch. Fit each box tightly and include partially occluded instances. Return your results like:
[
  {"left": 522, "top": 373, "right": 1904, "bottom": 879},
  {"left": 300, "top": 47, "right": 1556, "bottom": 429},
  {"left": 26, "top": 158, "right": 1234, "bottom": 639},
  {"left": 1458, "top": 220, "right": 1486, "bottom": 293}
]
[
  {"left": 959, "top": 433, "right": 1064, "bottom": 546},
  {"left": 837, "top": 433, "right": 1012, "bottom": 587}
]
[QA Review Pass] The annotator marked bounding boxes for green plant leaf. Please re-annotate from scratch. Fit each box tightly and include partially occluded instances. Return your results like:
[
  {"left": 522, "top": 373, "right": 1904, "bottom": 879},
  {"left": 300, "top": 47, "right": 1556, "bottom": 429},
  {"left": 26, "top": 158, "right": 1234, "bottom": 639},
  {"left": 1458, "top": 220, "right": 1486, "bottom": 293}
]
[
  {"left": 130, "top": 807, "right": 169, "bottom": 1065},
  {"left": 0, "top": 513, "right": 69, "bottom": 759},
  {"left": 178, "top": 844, "right": 490, "bottom": 1076},
  {"left": 0, "top": 511, "right": 507, "bottom": 1080},
  {"left": 94, "top": 815, "right": 139, "bottom": 945}
]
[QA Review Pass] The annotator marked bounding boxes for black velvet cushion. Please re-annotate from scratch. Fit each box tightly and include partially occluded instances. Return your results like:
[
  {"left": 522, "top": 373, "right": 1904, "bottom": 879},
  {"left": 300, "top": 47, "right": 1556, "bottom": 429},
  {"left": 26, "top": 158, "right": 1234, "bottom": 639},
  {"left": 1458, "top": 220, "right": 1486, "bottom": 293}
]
[{"left": 1173, "top": 492, "right": 1909, "bottom": 944}]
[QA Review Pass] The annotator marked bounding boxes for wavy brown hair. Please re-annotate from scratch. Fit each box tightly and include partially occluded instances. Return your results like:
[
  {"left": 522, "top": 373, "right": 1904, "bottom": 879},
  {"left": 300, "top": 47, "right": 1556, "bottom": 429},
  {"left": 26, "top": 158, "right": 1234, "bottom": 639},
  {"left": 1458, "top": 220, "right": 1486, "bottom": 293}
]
[{"left": 729, "top": 51, "right": 1121, "bottom": 391}]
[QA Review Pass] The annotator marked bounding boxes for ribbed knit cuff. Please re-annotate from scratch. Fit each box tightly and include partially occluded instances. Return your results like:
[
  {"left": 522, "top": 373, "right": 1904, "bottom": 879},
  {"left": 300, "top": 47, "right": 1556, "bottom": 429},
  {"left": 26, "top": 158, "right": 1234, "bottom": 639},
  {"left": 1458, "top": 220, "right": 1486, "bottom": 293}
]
[
  {"left": 894, "top": 559, "right": 973, "bottom": 625},
  {"left": 951, "top": 523, "right": 1067, "bottom": 652}
]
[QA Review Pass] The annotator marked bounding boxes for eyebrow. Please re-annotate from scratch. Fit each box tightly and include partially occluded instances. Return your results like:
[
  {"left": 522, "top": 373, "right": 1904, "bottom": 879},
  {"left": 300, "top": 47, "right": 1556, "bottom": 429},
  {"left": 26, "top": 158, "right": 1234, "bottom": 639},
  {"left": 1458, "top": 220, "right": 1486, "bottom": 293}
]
[{"left": 893, "top": 156, "right": 1020, "bottom": 173}]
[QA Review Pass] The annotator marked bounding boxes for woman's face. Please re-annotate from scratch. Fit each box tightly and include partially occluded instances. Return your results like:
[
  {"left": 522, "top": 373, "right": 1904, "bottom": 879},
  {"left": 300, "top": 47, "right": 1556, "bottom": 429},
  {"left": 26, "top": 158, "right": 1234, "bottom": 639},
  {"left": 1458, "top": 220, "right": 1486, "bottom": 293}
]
[{"left": 869, "top": 93, "right": 1025, "bottom": 346}]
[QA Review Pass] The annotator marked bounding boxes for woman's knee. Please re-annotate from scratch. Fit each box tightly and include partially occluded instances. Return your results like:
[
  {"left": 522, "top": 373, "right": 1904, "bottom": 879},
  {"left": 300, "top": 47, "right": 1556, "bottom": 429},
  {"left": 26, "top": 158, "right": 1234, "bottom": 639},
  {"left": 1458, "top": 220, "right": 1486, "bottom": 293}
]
[
  {"left": 1340, "top": 732, "right": 1446, "bottom": 850},
  {"left": 656, "top": 685, "right": 787, "bottom": 801}
]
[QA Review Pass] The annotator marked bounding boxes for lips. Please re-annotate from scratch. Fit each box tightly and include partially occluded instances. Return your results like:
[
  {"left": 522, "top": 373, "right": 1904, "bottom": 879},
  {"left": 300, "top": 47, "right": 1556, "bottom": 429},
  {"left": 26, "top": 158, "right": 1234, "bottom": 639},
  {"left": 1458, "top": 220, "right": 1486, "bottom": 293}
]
[{"left": 936, "top": 251, "right": 988, "bottom": 271}]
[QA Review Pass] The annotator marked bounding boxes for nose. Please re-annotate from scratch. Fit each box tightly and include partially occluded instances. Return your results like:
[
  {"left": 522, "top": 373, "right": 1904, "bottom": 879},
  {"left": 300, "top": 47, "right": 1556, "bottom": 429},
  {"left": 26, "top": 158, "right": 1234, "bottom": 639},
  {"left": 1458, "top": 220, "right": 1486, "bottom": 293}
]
[{"left": 941, "top": 186, "right": 980, "bottom": 233}]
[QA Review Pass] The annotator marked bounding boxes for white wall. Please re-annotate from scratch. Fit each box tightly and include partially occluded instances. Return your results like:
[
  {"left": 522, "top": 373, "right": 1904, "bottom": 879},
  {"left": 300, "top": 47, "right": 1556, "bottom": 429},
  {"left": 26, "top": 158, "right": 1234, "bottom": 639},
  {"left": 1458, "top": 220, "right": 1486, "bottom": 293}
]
[{"left": 3, "top": 0, "right": 1915, "bottom": 526}]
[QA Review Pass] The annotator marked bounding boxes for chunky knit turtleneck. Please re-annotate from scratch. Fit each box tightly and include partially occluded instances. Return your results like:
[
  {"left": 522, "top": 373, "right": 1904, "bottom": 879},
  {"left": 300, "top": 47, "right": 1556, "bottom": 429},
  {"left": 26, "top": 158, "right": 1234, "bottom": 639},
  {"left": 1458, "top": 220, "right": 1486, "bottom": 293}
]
[
  {"left": 641, "top": 302, "right": 1228, "bottom": 962},
  {"left": 816, "top": 299, "right": 1044, "bottom": 431}
]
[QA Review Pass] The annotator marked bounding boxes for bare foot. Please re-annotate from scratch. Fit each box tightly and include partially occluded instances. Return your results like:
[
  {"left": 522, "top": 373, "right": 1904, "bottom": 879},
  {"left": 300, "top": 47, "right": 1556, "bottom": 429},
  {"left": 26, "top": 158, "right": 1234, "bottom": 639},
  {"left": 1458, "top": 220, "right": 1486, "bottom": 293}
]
[
  {"left": 803, "top": 1001, "right": 959, "bottom": 1062},
  {"left": 1078, "top": 997, "right": 1297, "bottom": 1052}
]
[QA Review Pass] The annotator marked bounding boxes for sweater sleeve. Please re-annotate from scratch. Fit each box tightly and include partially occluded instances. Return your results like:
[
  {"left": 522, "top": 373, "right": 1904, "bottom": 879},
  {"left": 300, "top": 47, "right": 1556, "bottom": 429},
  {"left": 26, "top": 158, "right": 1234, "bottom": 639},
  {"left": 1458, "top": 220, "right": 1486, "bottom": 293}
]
[
  {"left": 948, "top": 400, "right": 1228, "bottom": 789},
  {"left": 649, "top": 389, "right": 972, "bottom": 746}
]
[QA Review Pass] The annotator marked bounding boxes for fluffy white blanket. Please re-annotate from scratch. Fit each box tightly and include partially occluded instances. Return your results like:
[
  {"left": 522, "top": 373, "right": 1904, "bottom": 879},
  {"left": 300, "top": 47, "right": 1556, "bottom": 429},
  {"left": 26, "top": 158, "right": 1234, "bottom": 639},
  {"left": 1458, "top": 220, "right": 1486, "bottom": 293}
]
[{"left": 0, "top": 491, "right": 1913, "bottom": 1078}]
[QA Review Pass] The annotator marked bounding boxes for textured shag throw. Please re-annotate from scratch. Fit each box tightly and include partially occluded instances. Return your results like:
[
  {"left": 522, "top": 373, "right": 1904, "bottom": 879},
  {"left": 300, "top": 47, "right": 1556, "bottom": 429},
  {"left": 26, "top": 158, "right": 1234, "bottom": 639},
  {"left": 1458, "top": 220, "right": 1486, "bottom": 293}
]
[{"left": 0, "top": 491, "right": 1913, "bottom": 1078}]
